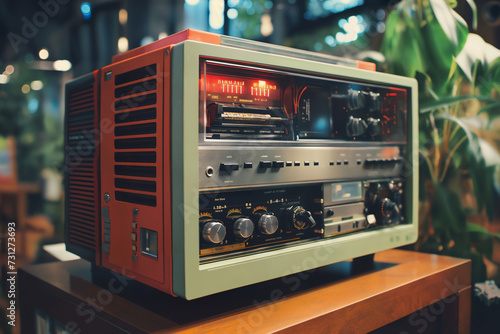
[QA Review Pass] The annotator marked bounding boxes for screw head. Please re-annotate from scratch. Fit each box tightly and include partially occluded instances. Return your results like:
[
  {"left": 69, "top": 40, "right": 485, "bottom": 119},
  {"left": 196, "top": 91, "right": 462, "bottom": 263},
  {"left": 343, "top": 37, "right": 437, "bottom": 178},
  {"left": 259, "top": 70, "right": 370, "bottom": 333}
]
[{"left": 104, "top": 193, "right": 111, "bottom": 203}]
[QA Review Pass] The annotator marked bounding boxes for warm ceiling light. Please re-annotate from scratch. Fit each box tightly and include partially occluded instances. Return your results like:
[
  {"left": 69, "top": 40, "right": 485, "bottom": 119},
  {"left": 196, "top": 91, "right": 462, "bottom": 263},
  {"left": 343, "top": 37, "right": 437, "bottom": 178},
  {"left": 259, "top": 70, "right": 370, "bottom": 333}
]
[
  {"left": 53, "top": 60, "right": 72, "bottom": 71},
  {"left": 30, "top": 80, "right": 43, "bottom": 91},
  {"left": 22, "top": 84, "right": 30, "bottom": 93},
  {"left": 39, "top": 48, "right": 49, "bottom": 60},
  {"left": 119, "top": 9, "right": 128, "bottom": 25},
  {"left": 5, "top": 65, "right": 14, "bottom": 75},
  {"left": 118, "top": 37, "right": 129, "bottom": 53}
]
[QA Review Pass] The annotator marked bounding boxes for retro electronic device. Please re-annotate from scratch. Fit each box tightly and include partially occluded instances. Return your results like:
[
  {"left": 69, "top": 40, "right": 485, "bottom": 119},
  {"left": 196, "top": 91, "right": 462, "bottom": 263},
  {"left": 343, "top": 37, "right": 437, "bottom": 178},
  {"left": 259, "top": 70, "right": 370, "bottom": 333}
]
[{"left": 64, "top": 29, "right": 418, "bottom": 299}]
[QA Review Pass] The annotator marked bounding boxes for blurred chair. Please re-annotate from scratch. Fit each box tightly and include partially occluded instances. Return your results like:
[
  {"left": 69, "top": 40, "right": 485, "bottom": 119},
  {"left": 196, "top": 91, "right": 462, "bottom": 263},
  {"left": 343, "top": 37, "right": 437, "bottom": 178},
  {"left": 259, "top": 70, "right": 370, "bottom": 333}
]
[{"left": 0, "top": 136, "right": 52, "bottom": 262}]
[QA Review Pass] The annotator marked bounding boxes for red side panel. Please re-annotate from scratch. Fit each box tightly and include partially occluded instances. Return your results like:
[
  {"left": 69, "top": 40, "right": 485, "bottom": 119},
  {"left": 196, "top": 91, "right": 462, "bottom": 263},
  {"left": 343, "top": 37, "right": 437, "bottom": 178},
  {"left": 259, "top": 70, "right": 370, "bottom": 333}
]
[
  {"left": 100, "top": 47, "right": 173, "bottom": 295},
  {"left": 112, "top": 29, "right": 220, "bottom": 64}
]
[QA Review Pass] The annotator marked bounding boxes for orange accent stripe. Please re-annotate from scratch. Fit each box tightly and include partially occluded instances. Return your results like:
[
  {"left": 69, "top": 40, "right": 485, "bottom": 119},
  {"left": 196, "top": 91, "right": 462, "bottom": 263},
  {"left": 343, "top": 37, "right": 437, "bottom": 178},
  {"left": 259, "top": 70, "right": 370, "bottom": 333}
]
[
  {"left": 356, "top": 60, "right": 376, "bottom": 71},
  {"left": 112, "top": 29, "right": 221, "bottom": 63}
]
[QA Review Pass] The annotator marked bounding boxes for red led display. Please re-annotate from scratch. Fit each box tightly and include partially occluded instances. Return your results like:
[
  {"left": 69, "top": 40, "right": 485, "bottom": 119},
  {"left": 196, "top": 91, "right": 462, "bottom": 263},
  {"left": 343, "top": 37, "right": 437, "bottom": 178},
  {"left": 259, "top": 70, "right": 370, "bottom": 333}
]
[{"left": 201, "top": 74, "right": 281, "bottom": 106}]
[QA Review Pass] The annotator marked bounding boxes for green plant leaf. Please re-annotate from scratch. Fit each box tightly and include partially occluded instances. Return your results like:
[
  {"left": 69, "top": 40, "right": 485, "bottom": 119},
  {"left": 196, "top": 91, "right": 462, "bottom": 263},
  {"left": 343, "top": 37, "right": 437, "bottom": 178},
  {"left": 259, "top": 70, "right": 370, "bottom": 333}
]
[
  {"left": 434, "top": 114, "right": 484, "bottom": 174},
  {"left": 380, "top": 1, "right": 427, "bottom": 79},
  {"left": 464, "top": 0, "right": 478, "bottom": 30},
  {"left": 420, "top": 95, "right": 496, "bottom": 113},
  {"left": 467, "top": 223, "right": 493, "bottom": 259},
  {"left": 456, "top": 34, "right": 500, "bottom": 91},
  {"left": 420, "top": 0, "right": 469, "bottom": 92},
  {"left": 428, "top": 0, "right": 468, "bottom": 52},
  {"left": 485, "top": 56, "right": 500, "bottom": 94},
  {"left": 431, "top": 182, "right": 467, "bottom": 235},
  {"left": 478, "top": 102, "right": 500, "bottom": 117}
]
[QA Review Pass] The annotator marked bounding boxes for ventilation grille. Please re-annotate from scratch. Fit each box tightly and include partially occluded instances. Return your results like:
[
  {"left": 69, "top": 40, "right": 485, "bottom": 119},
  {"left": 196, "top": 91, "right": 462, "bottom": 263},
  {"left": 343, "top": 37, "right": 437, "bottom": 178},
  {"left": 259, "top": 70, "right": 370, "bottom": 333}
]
[
  {"left": 113, "top": 64, "right": 158, "bottom": 207},
  {"left": 65, "top": 73, "right": 99, "bottom": 258}
]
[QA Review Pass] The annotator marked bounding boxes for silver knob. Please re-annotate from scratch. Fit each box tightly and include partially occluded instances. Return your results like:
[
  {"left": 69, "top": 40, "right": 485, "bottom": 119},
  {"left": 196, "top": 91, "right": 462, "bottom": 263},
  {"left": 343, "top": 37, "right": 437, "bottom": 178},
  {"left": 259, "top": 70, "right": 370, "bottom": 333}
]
[
  {"left": 233, "top": 218, "right": 254, "bottom": 239},
  {"left": 202, "top": 221, "right": 226, "bottom": 244},
  {"left": 258, "top": 213, "right": 279, "bottom": 235}
]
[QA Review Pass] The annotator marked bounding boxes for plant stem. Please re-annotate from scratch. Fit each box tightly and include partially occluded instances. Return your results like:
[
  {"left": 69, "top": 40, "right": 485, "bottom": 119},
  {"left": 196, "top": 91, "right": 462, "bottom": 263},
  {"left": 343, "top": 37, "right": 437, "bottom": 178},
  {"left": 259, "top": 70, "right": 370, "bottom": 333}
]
[
  {"left": 439, "top": 135, "right": 467, "bottom": 182},
  {"left": 419, "top": 149, "right": 437, "bottom": 182}
]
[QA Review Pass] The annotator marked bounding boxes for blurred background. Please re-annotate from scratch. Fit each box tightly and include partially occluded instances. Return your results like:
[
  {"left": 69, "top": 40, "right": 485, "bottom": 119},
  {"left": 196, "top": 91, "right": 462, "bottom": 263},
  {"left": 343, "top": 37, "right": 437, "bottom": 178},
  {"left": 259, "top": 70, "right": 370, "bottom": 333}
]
[{"left": 1, "top": 0, "right": 500, "bottom": 332}]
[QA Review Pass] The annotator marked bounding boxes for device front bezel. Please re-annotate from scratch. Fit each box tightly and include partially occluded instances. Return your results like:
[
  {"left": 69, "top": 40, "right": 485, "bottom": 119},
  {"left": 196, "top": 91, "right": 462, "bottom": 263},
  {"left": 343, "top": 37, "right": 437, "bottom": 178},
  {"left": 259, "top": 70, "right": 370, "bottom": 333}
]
[{"left": 171, "top": 41, "right": 419, "bottom": 300}]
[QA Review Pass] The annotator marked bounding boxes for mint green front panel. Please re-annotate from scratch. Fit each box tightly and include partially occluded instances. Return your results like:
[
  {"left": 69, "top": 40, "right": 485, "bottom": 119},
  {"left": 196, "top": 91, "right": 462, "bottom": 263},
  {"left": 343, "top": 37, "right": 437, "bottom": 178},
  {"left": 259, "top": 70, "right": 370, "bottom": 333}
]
[{"left": 171, "top": 41, "right": 418, "bottom": 300}]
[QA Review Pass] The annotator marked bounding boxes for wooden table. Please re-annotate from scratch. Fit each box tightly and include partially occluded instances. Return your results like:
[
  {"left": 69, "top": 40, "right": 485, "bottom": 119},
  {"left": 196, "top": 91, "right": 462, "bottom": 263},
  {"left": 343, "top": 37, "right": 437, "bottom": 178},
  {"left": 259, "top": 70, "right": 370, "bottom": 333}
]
[{"left": 19, "top": 249, "right": 471, "bottom": 333}]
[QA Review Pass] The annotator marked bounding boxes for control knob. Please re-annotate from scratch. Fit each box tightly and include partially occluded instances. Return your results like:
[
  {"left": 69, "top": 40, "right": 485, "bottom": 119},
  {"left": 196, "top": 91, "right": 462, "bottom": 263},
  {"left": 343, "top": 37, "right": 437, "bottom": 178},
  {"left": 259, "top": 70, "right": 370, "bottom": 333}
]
[
  {"left": 348, "top": 89, "right": 366, "bottom": 110},
  {"left": 367, "top": 91, "right": 381, "bottom": 112},
  {"left": 366, "top": 117, "right": 382, "bottom": 137},
  {"left": 233, "top": 217, "right": 254, "bottom": 239},
  {"left": 375, "top": 198, "right": 401, "bottom": 225},
  {"left": 201, "top": 220, "right": 226, "bottom": 244},
  {"left": 286, "top": 206, "right": 316, "bottom": 230},
  {"left": 256, "top": 213, "right": 279, "bottom": 235},
  {"left": 346, "top": 116, "right": 367, "bottom": 138}
]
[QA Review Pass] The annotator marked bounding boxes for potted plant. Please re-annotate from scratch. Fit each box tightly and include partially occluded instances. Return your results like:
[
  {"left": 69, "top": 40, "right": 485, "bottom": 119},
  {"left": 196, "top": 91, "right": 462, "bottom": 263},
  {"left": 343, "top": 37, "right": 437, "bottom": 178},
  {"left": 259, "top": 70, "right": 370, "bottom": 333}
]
[{"left": 381, "top": 0, "right": 500, "bottom": 283}]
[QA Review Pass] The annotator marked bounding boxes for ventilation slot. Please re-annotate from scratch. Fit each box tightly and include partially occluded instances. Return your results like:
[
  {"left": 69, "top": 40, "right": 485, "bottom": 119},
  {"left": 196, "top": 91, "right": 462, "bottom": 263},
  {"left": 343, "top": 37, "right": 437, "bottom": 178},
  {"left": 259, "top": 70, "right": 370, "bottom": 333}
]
[
  {"left": 115, "top": 108, "right": 156, "bottom": 124},
  {"left": 115, "top": 191, "right": 157, "bottom": 207},
  {"left": 115, "top": 122, "right": 156, "bottom": 136},
  {"left": 115, "top": 64, "right": 157, "bottom": 85},
  {"left": 115, "top": 178, "right": 156, "bottom": 192},
  {"left": 114, "top": 93, "right": 157, "bottom": 111},
  {"left": 65, "top": 72, "right": 99, "bottom": 260},
  {"left": 113, "top": 63, "right": 159, "bottom": 207},
  {"left": 115, "top": 165, "right": 156, "bottom": 178},
  {"left": 115, "top": 137, "right": 156, "bottom": 149},
  {"left": 115, "top": 152, "right": 156, "bottom": 163},
  {"left": 115, "top": 79, "right": 157, "bottom": 98}
]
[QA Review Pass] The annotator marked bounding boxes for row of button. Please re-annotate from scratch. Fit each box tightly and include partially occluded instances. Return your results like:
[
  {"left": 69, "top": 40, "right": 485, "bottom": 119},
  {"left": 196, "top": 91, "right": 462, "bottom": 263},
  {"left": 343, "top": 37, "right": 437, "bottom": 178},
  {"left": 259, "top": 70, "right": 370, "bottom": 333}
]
[
  {"left": 220, "top": 159, "right": 367, "bottom": 173},
  {"left": 364, "top": 158, "right": 403, "bottom": 169},
  {"left": 259, "top": 160, "right": 319, "bottom": 168}
]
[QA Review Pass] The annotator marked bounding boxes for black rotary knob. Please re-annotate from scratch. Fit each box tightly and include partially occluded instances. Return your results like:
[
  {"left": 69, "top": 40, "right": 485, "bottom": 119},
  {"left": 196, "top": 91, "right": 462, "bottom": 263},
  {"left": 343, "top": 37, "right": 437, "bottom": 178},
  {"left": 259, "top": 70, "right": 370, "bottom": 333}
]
[
  {"left": 346, "top": 116, "right": 367, "bottom": 138},
  {"left": 366, "top": 117, "right": 382, "bottom": 137},
  {"left": 375, "top": 198, "right": 401, "bottom": 225},
  {"left": 367, "top": 91, "right": 381, "bottom": 112},
  {"left": 348, "top": 89, "right": 366, "bottom": 110},
  {"left": 201, "top": 220, "right": 226, "bottom": 244},
  {"left": 286, "top": 206, "right": 316, "bottom": 230}
]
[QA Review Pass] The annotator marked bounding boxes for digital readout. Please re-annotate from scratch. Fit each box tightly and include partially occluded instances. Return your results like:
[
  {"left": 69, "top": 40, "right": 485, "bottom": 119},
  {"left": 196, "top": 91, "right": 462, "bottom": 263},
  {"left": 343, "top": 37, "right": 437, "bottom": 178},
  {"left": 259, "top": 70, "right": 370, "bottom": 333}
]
[{"left": 201, "top": 74, "right": 280, "bottom": 105}]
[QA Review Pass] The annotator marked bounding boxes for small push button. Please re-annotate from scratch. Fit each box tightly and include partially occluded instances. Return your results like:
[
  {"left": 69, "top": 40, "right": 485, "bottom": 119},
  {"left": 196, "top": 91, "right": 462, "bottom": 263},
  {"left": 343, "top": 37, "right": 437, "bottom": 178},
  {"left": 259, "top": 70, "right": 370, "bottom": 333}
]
[
  {"left": 273, "top": 161, "right": 285, "bottom": 168},
  {"left": 260, "top": 161, "right": 272, "bottom": 168},
  {"left": 220, "top": 163, "right": 239, "bottom": 174}
]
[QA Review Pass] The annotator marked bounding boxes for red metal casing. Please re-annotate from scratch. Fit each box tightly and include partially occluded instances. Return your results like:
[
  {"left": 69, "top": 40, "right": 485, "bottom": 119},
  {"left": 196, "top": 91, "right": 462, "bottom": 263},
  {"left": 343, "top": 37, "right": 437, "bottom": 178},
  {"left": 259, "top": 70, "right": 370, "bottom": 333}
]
[{"left": 100, "top": 47, "right": 173, "bottom": 293}]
